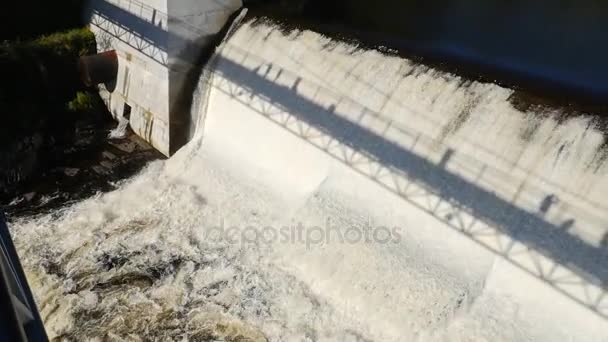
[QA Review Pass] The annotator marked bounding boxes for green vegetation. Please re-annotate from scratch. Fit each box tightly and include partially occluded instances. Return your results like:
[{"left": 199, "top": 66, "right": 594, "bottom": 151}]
[
  {"left": 33, "top": 29, "right": 97, "bottom": 57},
  {"left": 0, "top": 28, "right": 96, "bottom": 145},
  {"left": 68, "top": 91, "right": 99, "bottom": 113},
  {"left": 0, "top": 28, "right": 100, "bottom": 193}
]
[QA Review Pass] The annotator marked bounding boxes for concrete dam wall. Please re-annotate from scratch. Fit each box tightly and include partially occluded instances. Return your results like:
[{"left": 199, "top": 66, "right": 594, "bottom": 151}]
[
  {"left": 85, "top": 0, "right": 242, "bottom": 156},
  {"left": 12, "top": 12, "right": 608, "bottom": 341},
  {"left": 85, "top": 0, "right": 608, "bottom": 157}
]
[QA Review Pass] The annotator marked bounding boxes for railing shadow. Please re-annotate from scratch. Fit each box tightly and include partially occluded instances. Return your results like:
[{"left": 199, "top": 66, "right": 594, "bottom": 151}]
[
  {"left": 202, "top": 46, "right": 608, "bottom": 319},
  {"left": 255, "top": 25, "right": 608, "bottom": 212},
  {"left": 84, "top": 1, "right": 608, "bottom": 318},
  {"left": 87, "top": 0, "right": 242, "bottom": 153},
  {"left": 88, "top": 0, "right": 170, "bottom": 65},
  {"left": 87, "top": 0, "right": 239, "bottom": 67},
  {"left": 87, "top": 2, "right": 607, "bottom": 214}
]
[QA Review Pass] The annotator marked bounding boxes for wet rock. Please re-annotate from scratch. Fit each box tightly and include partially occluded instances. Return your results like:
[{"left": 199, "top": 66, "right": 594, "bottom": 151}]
[
  {"left": 110, "top": 141, "right": 137, "bottom": 153},
  {"left": 91, "top": 165, "right": 110, "bottom": 175},
  {"left": 1, "top": 103, "right": 163, "bottom": 217},
  {"left": 24, "top": 192, "right": 36, "bottom": 201},
  {"left": 64, "top": 168, "right": 80, "bottom": 177},
  {"left": 99, "top": 160, "right": 114, "bottom": 170},
  {"left": 130, "top": 135, "right": 153, "bottom": 150},
  {"left": 102, "top": 151, "right": 117, "bottom": 160}
]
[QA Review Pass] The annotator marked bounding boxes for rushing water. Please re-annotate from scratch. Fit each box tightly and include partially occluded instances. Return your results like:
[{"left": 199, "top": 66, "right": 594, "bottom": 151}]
[
  {"left": 11, "top": 19, "right": 608, "bottom": 341},
  {"left": 292, "top": 0, "right": 608, "bottom": 103}
]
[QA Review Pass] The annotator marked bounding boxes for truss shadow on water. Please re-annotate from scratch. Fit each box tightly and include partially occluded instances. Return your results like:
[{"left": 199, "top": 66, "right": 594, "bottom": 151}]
[
  {"left": 202, "top": 47, "right": 608, "bottom": 319},
  {"left": 254, "top": 24, "right": 608, "bottom": 212},
  {"left": 87, "top": 2, "right": 607, "bottom": 214},
  {"left": 83, "top": 0, "right": 608, "bottom": 319}
]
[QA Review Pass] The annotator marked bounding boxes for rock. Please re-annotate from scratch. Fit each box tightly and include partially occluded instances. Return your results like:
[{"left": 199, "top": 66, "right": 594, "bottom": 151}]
[
  {"left": 24, "top": 192, "right": 36, "bottom": 201},
  {"left": 91, "top": 165, "right": 110, "bottom": 175},
  {"left": 64, "top": 168, "right": 80, "bottom": 177},
  {"left": 109, "top": 141, "right": 136, "bottom": 153},
  {"left": 130, "top": 135, "right": 152, "bottom": 150},
  {"left": 102, "top": 151, "right": 117, "bottom": 160},
  {"left": 100, "top": 160, "right": 114, "bottom": 170}
]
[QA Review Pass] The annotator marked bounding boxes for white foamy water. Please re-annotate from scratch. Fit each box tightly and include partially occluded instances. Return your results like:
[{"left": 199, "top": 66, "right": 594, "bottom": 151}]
[
  {"left": 11, "top": 20, "right": 608, "bottom": 341},
  {"left": 107, "top": 117, "right": 130, "bottom": 139}
]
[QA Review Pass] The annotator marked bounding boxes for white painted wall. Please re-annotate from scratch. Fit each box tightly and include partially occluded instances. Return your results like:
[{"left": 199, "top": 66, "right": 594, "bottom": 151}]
[{"left": 87, "top": 0, "right": 242, "bottom": 156}]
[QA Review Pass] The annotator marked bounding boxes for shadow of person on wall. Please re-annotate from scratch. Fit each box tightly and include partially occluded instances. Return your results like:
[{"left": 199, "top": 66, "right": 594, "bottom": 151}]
[
  {"left": 438, "top": 149, "right": 455, "bottom": 169},
  {"left": 601, "top": 232, "right": 608, "bottom": 249},
  {"left": 558, "top": 218, "right": 575, "bottom": 232},
  {"left": 212, "top": 50, "right": 608, "bottom": 302},
  {"left": 539, "top": 194, "right": 558, "bottom": 217}
]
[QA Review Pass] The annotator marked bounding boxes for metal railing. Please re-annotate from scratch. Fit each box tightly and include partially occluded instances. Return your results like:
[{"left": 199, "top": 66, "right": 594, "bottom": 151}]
[{"left": 0, "top": 212, "right": 48, "bottom": 341}]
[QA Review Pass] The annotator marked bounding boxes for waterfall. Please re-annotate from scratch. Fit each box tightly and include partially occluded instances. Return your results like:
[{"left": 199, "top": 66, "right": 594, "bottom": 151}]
[{"left": 10, "top": 19, "right": 607, "bottom": 341}]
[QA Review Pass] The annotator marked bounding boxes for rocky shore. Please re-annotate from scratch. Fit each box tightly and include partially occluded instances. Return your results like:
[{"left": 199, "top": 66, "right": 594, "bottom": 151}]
[{"left": 1, "top": 110, "right": 163, "bottom": 218}]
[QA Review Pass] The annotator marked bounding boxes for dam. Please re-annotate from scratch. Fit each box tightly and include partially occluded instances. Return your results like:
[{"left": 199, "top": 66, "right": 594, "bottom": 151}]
[
  {"left": 6, "top": 0, "right": 608, "bottom": 340},
  {"left": 83, "top": 0, "right": 242, "bottom": 155}
]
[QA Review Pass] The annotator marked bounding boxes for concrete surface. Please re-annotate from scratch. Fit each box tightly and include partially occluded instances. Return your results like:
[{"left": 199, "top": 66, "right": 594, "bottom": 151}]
[
  {"left": 86, "top": 0, "right": 242, "bottom": 156},
  {"left": 11, "top": 19, "right": 608, "bottom": 341}
]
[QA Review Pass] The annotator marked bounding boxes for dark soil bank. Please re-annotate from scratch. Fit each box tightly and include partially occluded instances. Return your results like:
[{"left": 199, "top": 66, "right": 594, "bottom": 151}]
[
  {"left": 0, "top": 28, "right": 163, "bottom": 217},
  {"left": 2, "top": 115, "right": 163, "bottom": 218},
  {"left": 0, "top": 29, "right": 97, "bottom": 197}
]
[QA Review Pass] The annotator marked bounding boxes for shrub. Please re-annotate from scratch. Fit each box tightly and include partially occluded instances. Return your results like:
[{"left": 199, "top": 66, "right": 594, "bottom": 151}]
[
  {"left": 68, "top": 91, "right": 96, "bottom": 113},
  {"left": 0, "top": 28, "right": 98, "bottom": 145},
  {"left": 32, "top": 28, "right": 97, "bottom": 57}
]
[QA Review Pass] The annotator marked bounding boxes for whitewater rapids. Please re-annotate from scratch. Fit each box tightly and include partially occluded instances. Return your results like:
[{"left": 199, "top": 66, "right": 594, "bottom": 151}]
[{"left": 11, "top": 19, "right": 608, "bottom": 341}]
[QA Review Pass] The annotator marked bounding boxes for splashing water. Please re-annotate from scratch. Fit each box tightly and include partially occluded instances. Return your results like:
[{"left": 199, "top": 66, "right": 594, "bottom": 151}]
[
  {"left": 11, "top": 20, "right": 608, "bottom": 341},
  {"left": 108, "top": 117, "right": 130, "bottom": 140}
]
